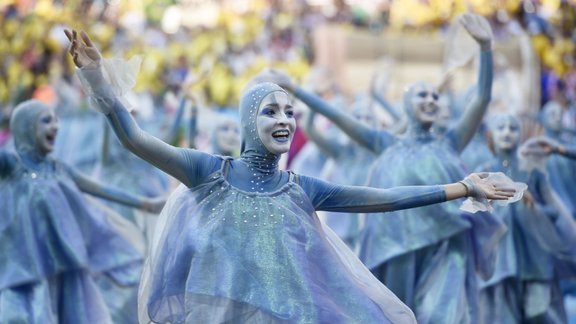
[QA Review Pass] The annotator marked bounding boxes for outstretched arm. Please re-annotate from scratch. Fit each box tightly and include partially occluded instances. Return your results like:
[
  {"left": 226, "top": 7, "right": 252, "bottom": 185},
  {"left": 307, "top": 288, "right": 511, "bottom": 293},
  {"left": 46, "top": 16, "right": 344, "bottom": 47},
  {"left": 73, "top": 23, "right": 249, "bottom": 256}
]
[
  {"left": 299, "top": 173, "right": 514, "bottom": 213},
  {"left": 371, "top": 85, "right": 402, "bottom": 122},
  {"left": 68, "top": 166, "right": 165, "bottom": 213},
  {"left": 558, "top": 145, "right": 576, "bottom": 159},
  {"left": 269, "top": 70, "right": 393, "bottom": 154},
  {"left": 527, "top": 137, "right": 576, "bottom": 160},
  {"left": 447, "top": 14, "right": 494, "bottom": 153},
  {"left": 302, "top": 111, "right": 343, "bottom": 159},
  {"left": 66, "top": 30, "right": 220, "bottom": 187}
]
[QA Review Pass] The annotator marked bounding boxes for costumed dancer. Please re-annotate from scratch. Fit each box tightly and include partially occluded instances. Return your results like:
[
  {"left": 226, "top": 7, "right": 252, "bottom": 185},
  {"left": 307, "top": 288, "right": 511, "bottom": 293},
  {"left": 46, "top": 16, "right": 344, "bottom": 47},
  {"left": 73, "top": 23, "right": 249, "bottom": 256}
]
[
  {"left": 477, "top": 113, "right": 576, "bottom": 323},
  {"left": 0, "top": 100, "right": 163, "bottom": 323},
  {"left": 66, "top": 29, "right": 517, "bottom": 324}
]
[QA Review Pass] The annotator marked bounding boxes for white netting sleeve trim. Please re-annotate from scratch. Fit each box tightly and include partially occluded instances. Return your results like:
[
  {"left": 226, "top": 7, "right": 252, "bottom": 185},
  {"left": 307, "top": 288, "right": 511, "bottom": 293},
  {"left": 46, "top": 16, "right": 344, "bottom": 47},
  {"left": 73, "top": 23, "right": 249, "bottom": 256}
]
[
  {"left": 460, "top": 172, "right": 527, "bottom": 213},
  {"left": 77, "top": 55, "right": 142, "bottom": 113}
]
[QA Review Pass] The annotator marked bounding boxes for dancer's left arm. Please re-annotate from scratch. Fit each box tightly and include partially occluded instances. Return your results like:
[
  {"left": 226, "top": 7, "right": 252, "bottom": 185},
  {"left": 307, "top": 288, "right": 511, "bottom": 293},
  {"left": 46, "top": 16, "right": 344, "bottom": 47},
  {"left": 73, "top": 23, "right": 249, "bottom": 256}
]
[{"left": 68, "top": 166, "right": 165, "bottom": 213}]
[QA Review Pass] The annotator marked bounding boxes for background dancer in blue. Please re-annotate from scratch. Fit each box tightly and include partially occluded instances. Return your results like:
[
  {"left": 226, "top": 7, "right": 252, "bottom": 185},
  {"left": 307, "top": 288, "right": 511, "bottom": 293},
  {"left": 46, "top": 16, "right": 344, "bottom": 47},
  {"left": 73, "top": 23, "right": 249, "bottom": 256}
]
[
  {"left": 274, "top": 13, "right": 504, "bottom": 323},
  {"left": 0, "top": 100, "right": 163, "bottom": 323},
  {"left": 477, "top": 113, "right": 576, "bottom": 324}
]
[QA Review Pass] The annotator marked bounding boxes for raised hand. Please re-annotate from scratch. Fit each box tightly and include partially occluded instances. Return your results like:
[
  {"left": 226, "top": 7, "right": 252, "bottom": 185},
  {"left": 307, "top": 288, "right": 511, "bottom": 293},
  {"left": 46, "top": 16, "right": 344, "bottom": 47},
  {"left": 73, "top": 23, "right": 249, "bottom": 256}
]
[
  {"left": 64, "top": 29, "right": 101, "bottom": 69},
  {"left": 460, "top": 13, "right": 493, "bottom": 50},
  {"left": 532, "top": 137, "right": 560, "bottom": 155}
]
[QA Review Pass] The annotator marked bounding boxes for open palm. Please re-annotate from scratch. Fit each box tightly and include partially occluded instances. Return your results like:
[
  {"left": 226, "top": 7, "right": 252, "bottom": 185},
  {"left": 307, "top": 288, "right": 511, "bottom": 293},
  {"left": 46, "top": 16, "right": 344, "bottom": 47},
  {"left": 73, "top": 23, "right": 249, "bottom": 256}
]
[
  {"left": 460, "top": 13, "right": 493, "bottom": 46},
  {"left": 64, "top": 30, "right": 102, "bottom": 69}
]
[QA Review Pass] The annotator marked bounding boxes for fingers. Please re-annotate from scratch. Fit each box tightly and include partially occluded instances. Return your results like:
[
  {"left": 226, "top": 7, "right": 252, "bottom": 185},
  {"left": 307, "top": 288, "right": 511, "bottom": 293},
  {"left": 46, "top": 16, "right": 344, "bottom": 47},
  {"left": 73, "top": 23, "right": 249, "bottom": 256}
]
[
  {"left": 491, "top": 194, "right": 514, "bottom": 200},
  {"left": 476, "top": 172, "right": 489, "bottom": 179},
  {"left": 490, "top": 188, "right": 516, "bottom": 199},
  {"left": 80, "top": 30, "right": 94, "bottom": 47},
  {"left": 495, "top": 187, "right": 517, "bottom": 193},
  {"left": 64, "top": 29, "right": 73, "bottom": 41}
]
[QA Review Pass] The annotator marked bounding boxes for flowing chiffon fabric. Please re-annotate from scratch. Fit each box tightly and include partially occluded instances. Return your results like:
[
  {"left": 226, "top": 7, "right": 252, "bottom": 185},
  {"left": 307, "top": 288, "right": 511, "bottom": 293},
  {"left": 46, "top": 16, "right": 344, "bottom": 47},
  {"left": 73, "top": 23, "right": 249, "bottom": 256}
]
[{"left": 139, "top": 158, "right": 416, "bottom": 324}]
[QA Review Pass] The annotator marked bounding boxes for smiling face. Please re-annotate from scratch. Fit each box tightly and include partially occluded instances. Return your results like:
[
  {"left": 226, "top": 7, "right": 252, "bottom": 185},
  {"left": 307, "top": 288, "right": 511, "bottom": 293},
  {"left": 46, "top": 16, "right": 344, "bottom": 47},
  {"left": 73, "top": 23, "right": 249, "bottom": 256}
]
[
  {"left": 34, "top": 109, "right": 59, "bottom": 155},
  {"left": 256, "top": 91, "right": 295, "bottom": 155},
  {"left": 406, "top": 82, "right": 440, "bottom": 126},
  {"left": 543, "top": 102, "right": 563, "bottom": 132},
  {"left": 491, "top": 116, "right": 521, "bottom": 152}
]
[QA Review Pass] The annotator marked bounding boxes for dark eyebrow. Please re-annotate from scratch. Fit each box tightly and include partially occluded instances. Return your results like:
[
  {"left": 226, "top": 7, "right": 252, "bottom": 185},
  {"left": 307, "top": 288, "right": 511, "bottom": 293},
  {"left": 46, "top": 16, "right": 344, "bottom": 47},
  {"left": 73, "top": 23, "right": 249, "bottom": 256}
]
[{"left": 262, "top": 103, "right": 280, "bottom": 109}]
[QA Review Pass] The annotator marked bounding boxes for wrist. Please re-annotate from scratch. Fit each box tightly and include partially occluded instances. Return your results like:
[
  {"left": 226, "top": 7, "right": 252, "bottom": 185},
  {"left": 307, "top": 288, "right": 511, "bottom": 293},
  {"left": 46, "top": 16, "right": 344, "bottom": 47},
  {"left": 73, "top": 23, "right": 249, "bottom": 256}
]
[
  {"left": 480, "top": 42, "right": 492, "bottom": 52},
  {"left": 458, "top": 180, "right": 471, "bottom": 197}
]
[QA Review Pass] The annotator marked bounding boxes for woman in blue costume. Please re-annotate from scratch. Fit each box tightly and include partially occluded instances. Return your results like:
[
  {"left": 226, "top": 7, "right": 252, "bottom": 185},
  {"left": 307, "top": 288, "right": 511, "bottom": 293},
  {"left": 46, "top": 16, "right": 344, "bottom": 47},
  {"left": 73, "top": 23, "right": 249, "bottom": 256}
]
[
  {"left": 276, "top": 14, "right": 502, "bottom": 323},
  {"left": 303, "top": 99, "right": 378, "bottom": 248},
  {"left": 66, "top": 29, "right": 516, "bottom": 324},
  {"left": 527, "top": 103, "right": 576, "bottom": 309},
  {"left": 476, "top": 113, "right": 576, "bottom": 324},
  {"left": 537, "top": 101, "right": 576, "bottom": 218},
  {"left": 0, "top": 100, "right": 163, "bottom": 323}
]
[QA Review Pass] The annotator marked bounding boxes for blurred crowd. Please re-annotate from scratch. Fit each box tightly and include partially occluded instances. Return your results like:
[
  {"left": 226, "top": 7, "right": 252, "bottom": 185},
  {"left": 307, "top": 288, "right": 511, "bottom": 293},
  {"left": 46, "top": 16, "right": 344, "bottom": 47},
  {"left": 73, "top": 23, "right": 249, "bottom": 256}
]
[
  {"left": 0, "top": 0, "right": 573, "bottom": 173},
  {"left": 1, "top": 0, "right": 575, "bottom": 114}
]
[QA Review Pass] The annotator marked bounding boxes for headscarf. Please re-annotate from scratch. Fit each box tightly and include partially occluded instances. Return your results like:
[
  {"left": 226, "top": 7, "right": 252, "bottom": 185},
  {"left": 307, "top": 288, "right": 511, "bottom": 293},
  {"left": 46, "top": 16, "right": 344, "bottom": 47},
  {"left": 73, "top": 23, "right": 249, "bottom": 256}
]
[
  {"left": 10, "top": 100, "right": 49, "bottom": 160},
  {"left": 238, "top": 82, "right": 289, "bottom": 173}
]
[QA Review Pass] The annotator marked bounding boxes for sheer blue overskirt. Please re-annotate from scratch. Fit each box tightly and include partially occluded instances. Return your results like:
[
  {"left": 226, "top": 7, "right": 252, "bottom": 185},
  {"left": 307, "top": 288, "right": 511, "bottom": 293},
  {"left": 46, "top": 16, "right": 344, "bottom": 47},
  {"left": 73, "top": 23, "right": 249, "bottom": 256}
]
[{"left": 139, "top": 171, "right": 417, "bottom": 324}]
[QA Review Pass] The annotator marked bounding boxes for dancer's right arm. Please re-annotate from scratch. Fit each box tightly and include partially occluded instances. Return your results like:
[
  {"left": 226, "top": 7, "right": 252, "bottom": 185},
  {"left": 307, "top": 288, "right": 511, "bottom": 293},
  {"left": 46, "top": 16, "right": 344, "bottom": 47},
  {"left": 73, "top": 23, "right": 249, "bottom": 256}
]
[{"left": 65, "top": 30, "right": 220, "bottom": 187}]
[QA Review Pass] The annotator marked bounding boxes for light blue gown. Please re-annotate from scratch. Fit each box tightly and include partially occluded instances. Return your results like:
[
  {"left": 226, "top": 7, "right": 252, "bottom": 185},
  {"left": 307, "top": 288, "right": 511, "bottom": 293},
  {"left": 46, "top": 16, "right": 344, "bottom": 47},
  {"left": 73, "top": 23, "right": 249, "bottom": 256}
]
[{"left": 81, "top": 65, "right": 479, "bottom": 322}]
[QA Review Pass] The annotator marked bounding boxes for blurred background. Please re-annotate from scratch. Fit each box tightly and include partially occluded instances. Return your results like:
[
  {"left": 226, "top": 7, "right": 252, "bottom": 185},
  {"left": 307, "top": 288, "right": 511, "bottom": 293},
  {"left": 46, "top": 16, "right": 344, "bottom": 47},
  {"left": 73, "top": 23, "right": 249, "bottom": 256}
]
[{"left": 0, "top": 0, "right": 575, "bottom": 153}]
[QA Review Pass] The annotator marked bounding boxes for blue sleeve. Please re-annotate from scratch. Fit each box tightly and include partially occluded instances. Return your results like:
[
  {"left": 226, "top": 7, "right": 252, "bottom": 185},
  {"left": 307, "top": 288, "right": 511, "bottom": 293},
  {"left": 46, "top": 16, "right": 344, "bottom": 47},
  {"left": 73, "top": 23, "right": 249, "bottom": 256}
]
[
  {"left": 293, "top": 87, "right": 395, "bottom": 154},
  {"left": 445, "top": 49, "right": 493, "bottom": 153},
  {"left": 371, "top": 90, "right": 402, "bottom": 121},
  {"left": 302, "top": 111, "right": 342, "bottom": 158},
  {"left": 79, "top": 68, "right": 220, "bottom": 187},
  {"left": 561, "top": 145, "right": 576, "bottom": 160},
  {"left": 297, "top": 175, "right": 446, "bottom": 213}
]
